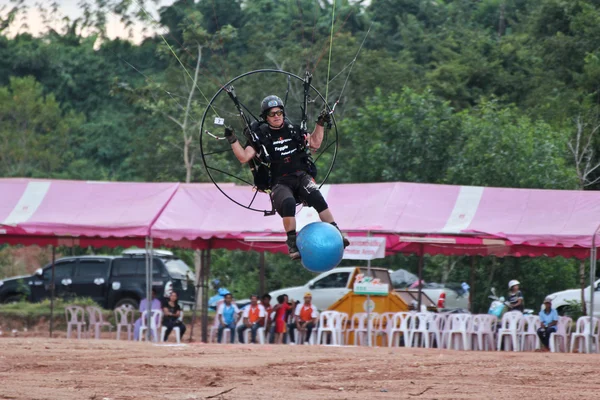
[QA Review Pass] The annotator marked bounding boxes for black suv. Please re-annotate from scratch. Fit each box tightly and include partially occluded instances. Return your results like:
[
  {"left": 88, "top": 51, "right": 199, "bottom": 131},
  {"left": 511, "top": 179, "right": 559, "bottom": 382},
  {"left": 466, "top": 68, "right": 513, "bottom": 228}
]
[{"left": 0, "top": 250, "right": 196, "bottom": 310}]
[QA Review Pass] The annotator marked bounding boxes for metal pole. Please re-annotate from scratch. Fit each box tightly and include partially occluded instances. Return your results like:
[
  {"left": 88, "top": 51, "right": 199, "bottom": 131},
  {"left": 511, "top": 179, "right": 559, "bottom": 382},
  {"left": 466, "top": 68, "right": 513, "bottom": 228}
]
[
  {"left": 259, "top": 252, "right": 266, "bottom": 296},
  {"left": 417, "top": 244, "right": 424, "bottom": 311},
  {"left": 49, "top": 246, "right": 56, "bottom": 338},
  {"left": 588, "top": 226, "right": 599, "bottom": 353},
  {"left": 145, "top": 237, "right": 153, "bottom": 342},
  {"left": 201, "top": 245, "right": 211, "bottom": 343},
  {"left": 469, "top": 256, "right": 476, "bottom": 313},
  {"left": 189, "top": 249, "right": 204, "bottom": 342},
  {"left": 367, "top": 232, "right": 372, "bottom": 347}
]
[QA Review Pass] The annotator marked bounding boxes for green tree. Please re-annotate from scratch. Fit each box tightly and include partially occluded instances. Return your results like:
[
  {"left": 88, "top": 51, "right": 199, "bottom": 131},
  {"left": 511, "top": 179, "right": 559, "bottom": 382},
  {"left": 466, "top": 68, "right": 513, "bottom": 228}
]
[
  {"left": 334, "top": 87, "right": 458, "bottom": 183},
  {"left": 0, "top": 76, "right": 83, "bottom": 177},
  {"left": 446, "top": 100, "right": 578, "bottom": 189}
]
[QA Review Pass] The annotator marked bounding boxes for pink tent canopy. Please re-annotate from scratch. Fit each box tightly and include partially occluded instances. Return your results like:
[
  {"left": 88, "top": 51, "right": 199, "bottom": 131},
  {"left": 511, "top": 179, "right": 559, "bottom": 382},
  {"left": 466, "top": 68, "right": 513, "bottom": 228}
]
[
  {"left": 0, "top": 178, "right": 179, "bottom": 246},
  {"left": 2, "top": 178, "right": 600, "bottom": 258},
  {"left": 150, "top": 181, "right": 600, "bottom": 258}
]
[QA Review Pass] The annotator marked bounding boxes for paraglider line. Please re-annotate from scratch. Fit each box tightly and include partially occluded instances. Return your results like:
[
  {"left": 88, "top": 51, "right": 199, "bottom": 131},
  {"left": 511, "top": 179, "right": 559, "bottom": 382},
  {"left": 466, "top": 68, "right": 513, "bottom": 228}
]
[{"left": 324, "top": 0, "right": 337, "bottom": 104}]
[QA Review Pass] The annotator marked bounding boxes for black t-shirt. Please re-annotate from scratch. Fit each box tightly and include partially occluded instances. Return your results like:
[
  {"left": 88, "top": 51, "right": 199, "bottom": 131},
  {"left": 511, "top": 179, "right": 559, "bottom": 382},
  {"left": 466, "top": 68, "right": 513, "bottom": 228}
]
[
  {"left": 163, "top": 300, "right": 182, "bottom": 323},
  {"left": 261, "top": 124, "right": 307, "bottom": 179}
]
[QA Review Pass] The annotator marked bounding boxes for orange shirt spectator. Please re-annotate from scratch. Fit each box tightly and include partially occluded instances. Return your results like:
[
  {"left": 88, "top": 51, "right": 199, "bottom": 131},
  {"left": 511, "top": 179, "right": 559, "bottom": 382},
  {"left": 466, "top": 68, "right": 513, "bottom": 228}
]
[
  {"left": 292, "top": 292, "right": 318, "bottom": 344},
  {"left": 238, "top": 295, "right": 266, "bottom": 344}
]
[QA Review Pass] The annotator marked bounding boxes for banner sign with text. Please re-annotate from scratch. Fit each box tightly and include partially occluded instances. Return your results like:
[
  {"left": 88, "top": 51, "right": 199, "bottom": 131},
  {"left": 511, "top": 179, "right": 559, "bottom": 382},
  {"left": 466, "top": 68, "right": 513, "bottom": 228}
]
[
  {"left": 353, "top": 274, "right": 389, "bottom": 296},
  {"left": 342, "top": 236, "right": 386, "bottom": 260}
]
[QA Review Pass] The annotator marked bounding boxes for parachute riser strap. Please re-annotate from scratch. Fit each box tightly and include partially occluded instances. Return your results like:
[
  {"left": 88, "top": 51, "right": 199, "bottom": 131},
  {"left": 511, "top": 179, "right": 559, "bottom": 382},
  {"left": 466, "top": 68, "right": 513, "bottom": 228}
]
[
  {"left": 226, "top": 86, "right": 271, "bottom": 163},
  {"left": 300, "top": 71, "right": 312, "bottom": 132},
  {"left": 226, "top": 86, "right": 253, "bottom": 135}
]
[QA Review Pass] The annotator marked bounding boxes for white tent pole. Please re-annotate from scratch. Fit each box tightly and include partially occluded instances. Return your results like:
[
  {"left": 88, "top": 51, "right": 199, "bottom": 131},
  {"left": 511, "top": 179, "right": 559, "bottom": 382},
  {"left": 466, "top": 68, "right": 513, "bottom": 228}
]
[
  {"left": 588, "top": 224, "right": 600, "bottom": 353},
  {"left": 145, "top": 236, "right": 154, "bottom": 342},
  {"left": 367, "top": 231, "right": 372, "bottom": 347}
]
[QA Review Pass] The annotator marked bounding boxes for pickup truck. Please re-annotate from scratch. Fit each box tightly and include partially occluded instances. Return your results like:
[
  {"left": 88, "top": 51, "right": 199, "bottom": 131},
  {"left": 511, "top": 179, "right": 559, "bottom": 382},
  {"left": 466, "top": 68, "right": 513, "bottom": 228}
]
[
  {"left": 546, "top": 279, "right": 600, "bottom": 316},
  {"left": 240, "top": 267, "right": 468, "bottom": 311},
  {"left": 0, "top": 249, "right": 196, "bottom": 310}
]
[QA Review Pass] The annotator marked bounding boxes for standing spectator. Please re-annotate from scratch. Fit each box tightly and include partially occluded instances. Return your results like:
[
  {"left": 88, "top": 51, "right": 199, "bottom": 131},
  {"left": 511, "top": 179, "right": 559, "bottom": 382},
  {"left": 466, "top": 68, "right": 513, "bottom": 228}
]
[
  {"left": 216, "top": 293, "right": 239, "bottom": 344},
  {"left": 237, "top": 295, "right": 266, "bottom": 344},
  {"left": 273, "top": 294, "right": 291, "bottom": 344},
  {"left": 162, "top": 291, "right": 186, "bottom": 342},
  {"left": 287, "top": 298, "right": 301, "bottom": 343},
  {"left": 134, "top": 288, "right": 162, "bottom": 341},
  {"left": 507, "top": 280, "right": 524, "bottom": 312},
  {"left": 292, "top": 292, "right": 318, "bottom": 344},
  {"left": 537, "top": 297, "right": 558, "bottom": 351}
]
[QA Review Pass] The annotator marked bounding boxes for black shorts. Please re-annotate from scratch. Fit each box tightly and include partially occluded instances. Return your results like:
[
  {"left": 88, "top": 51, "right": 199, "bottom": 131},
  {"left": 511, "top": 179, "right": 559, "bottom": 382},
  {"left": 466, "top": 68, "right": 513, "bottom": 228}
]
[{"left": 272, "top": 172, "right": 327, "bottom": 213}]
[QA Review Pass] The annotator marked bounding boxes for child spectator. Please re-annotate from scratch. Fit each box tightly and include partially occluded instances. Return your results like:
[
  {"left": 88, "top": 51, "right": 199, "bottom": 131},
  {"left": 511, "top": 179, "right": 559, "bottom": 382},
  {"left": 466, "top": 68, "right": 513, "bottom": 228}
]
[{"left": 273, "top": 294, "right": 291, "bottom": 344}]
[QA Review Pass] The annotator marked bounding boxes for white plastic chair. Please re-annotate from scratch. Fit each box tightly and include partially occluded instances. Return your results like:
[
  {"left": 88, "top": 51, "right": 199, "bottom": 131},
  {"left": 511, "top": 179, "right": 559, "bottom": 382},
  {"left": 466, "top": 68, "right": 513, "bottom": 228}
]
[
  {"left": 139, "top": 310, "right": 162, "bottom": 342},
  {"left": 425, "top": 313, "right": 443, "bottom": 348},
  {"left": 388, "top": 312, "right": 412, "bottom": 347},
  {"left": 371, "top": 312, "right": 395, "bottom": 347},
  {"left": 344, "top": 313, "right": 361, "bottom": 345},
  {"left": 294, "top": 310, "right": 319, "bottom": 345},
  {"left": 65, "top": 305, "right": 86, "bottom": 339},
  {"left": 316, "top": 311, "right": 347, "bottom": 346},
  {"left": 444, "top": 314, "right": 471, "bottom": 351},
  {"left": 570, "top": 316, "right": 600, "bottom": 353},
  {"left": 86, "top": 306, "right": 113, "bottom": 339},
  {"left": 436, "top": 313, "right": 451, "bottom": 349},
  {"left": 209, "top": 316, "right": 236, "bottom": 344},
  {"left": 466, "top": 314, "right": 481, "bottom": 350},
  {"left": 161, "top": 311, "right": 184, "bottom": 344},
  {"left": 409, "top": 312, "right": 434, "bottom": 348},
  {"left": 243, "top": 325, "right": 266, "bottom": 344},
  {"left": 208, "top": 314, "right": 219, "bottom": 343},
  {"left": 550, "top": 316, "right": 572, "bottom": 353},
  {"left": 520, "top": 315, "right": 541, "bottom": 351},
  {"left": 352, "top": 312, "right": 378, "bottom": 346},
  {"left": 469, "top": 314, "right": 497, "bottom": 351},
  {"left": 497, "top": 311, "right": 523, "bottom": 351},
  {"left": 114, "top": 305, "right": 134, "bottom": 340}
]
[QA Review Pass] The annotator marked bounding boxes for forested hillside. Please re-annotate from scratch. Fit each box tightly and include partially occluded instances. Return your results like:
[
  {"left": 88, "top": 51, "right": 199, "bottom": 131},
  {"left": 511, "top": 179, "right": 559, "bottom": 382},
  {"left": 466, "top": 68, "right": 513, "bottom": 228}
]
[{"left": 1, "top": 0, "right": 599, "bottom": 311}]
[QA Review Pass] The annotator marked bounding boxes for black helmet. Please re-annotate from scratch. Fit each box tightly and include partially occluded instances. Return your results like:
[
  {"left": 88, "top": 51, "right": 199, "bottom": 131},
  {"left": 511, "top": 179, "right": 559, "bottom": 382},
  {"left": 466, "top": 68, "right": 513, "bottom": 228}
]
[{"left": 261, "top": 95, "right": 285, "bottom": 117}]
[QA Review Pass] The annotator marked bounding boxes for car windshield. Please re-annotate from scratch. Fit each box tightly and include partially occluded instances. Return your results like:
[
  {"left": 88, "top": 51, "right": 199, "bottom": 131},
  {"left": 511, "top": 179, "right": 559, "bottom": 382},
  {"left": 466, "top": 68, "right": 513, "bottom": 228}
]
[{"left": 164, "top": 259, "right": 195, "bottom": 281}]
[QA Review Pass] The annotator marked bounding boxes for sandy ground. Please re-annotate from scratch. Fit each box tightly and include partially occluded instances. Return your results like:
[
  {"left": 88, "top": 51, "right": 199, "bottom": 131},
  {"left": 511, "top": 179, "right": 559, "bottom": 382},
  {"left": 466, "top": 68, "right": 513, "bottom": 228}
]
[{"left": 0, "top": 338, "right": 599, "bottom": 400}]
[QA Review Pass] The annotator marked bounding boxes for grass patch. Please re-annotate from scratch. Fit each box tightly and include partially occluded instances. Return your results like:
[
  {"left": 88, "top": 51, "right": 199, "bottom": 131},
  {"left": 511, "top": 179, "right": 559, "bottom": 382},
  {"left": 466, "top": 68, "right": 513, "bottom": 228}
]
[{"left": 0, "top": 297, "right": 99, "bottom": 317}]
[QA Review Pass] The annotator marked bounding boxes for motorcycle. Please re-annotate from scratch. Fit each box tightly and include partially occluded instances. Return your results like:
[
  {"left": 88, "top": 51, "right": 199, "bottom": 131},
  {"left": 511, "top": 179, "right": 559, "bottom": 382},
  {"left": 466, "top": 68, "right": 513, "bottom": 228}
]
[
  {"left": 488, "top": 287, "right": 509, "bottom": 318},
  {"left": 488, "top": 287, "right": 534, "bottom": 318},
  {"left": 208, "top": 282, "right": 231, "bottom": 310}
]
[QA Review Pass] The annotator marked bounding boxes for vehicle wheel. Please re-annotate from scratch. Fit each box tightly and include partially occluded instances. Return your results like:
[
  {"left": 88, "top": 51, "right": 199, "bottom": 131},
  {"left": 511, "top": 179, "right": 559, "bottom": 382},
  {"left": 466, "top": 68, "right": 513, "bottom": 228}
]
[
  {"left": 2, "top": 295, "right": 22, "bottom": 304},
  {"left": 114, "top": 297, "right": 139, "bottom": 310}
]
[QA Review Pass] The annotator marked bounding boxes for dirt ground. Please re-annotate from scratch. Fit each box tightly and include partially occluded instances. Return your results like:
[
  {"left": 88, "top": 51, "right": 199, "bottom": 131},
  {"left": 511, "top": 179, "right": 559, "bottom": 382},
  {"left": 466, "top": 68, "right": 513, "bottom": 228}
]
[{"left": 0, "top": 338, "right": 599, "bottom": 400}]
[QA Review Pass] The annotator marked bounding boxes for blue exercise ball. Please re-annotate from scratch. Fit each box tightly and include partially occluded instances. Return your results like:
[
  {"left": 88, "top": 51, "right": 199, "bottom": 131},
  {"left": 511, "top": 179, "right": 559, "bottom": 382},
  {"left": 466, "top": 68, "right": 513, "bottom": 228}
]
[{"left": 297, "top": 222, "right": 344, "bottom": 273}]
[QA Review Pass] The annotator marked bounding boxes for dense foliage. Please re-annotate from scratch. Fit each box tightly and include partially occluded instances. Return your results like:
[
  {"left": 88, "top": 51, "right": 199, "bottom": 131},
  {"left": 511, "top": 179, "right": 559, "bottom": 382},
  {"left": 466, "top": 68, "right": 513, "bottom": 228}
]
[{"left": 2, "top": 0, "right": 600, "bottom": 311}]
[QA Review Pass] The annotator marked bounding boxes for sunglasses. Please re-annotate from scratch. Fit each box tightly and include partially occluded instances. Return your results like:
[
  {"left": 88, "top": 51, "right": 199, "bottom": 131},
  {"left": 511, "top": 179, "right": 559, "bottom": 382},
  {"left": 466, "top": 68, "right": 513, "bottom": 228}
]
[{"left": 267, "top": 110, "right": 284, "bottom": 117}]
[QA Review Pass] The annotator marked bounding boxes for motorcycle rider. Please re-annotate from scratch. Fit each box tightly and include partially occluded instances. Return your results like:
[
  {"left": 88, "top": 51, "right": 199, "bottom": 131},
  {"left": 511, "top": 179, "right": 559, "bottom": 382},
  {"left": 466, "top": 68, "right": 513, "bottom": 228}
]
[{"left": 507, "top": 279, "right": 524, "bottom": 312}]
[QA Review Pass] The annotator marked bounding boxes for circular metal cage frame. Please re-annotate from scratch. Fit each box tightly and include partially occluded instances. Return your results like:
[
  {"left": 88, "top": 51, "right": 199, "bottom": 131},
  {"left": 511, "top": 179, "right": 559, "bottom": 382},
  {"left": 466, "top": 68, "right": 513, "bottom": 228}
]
[{"left": 199, "top": 69, "right": 339, "bottom": 215}]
